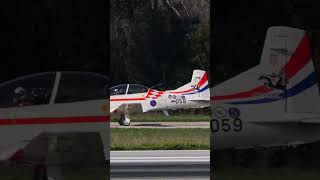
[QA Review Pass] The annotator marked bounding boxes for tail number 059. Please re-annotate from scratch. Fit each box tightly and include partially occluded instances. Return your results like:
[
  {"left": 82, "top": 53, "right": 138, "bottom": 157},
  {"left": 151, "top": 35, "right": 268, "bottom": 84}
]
[{"left": 211, "top": 118, "right": 242, "bottom": 133}]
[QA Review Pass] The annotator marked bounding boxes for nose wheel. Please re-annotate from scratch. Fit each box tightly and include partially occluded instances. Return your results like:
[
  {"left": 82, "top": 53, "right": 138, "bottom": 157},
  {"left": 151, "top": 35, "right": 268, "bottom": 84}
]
[{"left": 119, "top": 113, "right": 131, "bottom": 126}]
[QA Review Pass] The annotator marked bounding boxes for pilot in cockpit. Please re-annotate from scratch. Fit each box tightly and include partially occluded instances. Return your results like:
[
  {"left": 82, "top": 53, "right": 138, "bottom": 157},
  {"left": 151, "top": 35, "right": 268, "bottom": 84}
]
[
  {"left": 13, "top": 87, "right": 33, "bottom": 107},
  {"left": 13, "top": 87, "right": 48, "bottom": 107}
]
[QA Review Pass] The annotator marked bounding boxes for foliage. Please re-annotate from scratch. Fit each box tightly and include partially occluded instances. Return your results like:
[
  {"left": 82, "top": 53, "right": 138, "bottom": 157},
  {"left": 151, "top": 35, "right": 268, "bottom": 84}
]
[
  {"left": 186, "top": 24, "right": 210, "bottom": 71},
  {"left": 212, "top": 0, "right": 320, "bottom": 86},
  {"left": 110, "top": 0, "right": 210, "bottom": 88}
]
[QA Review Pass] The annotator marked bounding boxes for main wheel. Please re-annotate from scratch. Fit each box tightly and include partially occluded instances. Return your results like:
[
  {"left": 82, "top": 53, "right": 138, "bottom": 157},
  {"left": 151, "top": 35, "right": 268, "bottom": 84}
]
[
  {"left": 118, "top": 114, "right": 131, "bottom": 126},
  {"left": 123, "top": 119, "right": 130, "bottom": 126},
  {"left": 118, "top": 114, "right": 124, "bottom": 125}
]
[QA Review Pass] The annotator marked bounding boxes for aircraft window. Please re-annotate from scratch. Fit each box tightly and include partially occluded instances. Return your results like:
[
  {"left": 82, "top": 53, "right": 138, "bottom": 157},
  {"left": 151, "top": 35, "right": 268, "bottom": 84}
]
[
  {"left": 55, "top": 72, "right": 109, "bottom": 103},
  {"left": 0, "top": 72, "right": 55, "bottom": 108},
  {"left": 110, "top": 84, "right": 128, "bottom": 96},
  {"left": 127, "top": 84, "right": 148, "bottom": 94}
]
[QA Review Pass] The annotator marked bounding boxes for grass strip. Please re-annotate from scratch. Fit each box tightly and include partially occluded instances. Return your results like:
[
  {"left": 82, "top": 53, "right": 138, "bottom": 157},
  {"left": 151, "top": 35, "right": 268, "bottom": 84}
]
[{"left": 111, "top": 128, "right": 210, "bottom": 150}]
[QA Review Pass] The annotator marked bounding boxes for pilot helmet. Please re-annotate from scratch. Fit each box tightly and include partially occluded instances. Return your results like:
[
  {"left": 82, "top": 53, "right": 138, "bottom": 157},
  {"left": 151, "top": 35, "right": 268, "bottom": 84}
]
[{"left": 14, "top": 87, "right": 26, "bottom": 95}]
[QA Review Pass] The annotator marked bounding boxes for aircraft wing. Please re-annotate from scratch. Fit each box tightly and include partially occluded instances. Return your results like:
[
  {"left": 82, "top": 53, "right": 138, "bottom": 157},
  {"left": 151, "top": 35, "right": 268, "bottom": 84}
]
[
  {"left": 1, "top": 132, "right": 107, "bottom": 165},
  {"left": 0, "top": 144, "right": 28, "bottom": 162},
  {"left": 0, "top": 133, "right": 46, "bottom": 163},
  {"left": 111, "top": 103, "right": 144, "bottom": 114}
]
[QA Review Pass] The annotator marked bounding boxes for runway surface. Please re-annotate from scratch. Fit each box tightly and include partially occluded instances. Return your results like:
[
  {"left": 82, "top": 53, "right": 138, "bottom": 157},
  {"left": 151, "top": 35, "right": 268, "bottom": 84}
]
[
  {"left": 110, "top": 150, "right": 210, "bottom": 180},
  {"left": 110, "top": 122, "right": 209, "bottom": 129}
]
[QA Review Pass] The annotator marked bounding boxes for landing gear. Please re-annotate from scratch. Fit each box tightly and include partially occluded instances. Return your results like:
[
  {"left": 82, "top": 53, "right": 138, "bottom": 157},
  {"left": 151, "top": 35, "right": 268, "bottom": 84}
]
[{"left": 118, "top": 113, "right": 131, "bottom": 126}]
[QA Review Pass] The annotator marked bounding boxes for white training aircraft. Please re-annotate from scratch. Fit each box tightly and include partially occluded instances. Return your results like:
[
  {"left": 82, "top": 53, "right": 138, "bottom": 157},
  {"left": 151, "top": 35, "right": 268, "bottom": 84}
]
[
  {"left": 0, "top": 71, "right": 109, "bottom": 180},
  {"left": 110, "top": 70, "right": 210, "bottom": 126},
  {"left": 211, "top": 26, "right": 320, "bottom": 150}
]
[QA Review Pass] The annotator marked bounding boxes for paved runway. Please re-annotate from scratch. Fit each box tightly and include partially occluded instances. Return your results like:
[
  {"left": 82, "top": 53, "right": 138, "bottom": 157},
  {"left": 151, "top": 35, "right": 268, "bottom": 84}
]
[
  {"left": 110, "top": 122, "right": 209, "bottom": 129},
  {"left": 110, "top": 150, "right": 210, "bottom": 180}
]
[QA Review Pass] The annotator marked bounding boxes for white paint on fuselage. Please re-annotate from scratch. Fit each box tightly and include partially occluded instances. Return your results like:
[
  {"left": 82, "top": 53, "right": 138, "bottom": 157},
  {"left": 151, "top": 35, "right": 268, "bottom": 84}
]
[{"left": 0, "top": 99, "right": 110, "bottom": 161}]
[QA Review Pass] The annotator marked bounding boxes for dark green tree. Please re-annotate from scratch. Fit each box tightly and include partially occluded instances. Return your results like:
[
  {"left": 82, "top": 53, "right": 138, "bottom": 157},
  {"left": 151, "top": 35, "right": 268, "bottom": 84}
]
[{"left": 186, "top": 24, "right": 210, "bottom": 71}]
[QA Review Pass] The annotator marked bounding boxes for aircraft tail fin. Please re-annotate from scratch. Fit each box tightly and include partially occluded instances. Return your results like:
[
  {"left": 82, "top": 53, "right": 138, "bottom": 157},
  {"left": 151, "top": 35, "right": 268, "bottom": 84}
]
[
  {"left": 213, "top": 26, "right": 320, "bottom": 113},
  {"left": 171, "top": 70, "right": 210, "bottom": 101},
  {"left": 260, "top": 27, "right": 320, "bottom": 113}
]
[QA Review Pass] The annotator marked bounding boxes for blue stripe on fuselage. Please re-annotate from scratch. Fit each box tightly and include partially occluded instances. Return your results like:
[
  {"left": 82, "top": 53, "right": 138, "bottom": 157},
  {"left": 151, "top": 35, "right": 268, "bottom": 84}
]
[
  {"left": 227, "top": 72, "right": 317, "bottom": 105},
  {"left": 182, "top": 84, "right": 209, "bottom": 95}
]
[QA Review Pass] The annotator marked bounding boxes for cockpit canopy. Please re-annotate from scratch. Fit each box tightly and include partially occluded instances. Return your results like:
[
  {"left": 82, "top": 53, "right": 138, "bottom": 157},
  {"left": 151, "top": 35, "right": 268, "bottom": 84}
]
[
  {"left": 0, "top": 72, "right": 109, "bottom": 108},
  {"left": 110, "top": 84, "right": 149, "bottom": 96}
]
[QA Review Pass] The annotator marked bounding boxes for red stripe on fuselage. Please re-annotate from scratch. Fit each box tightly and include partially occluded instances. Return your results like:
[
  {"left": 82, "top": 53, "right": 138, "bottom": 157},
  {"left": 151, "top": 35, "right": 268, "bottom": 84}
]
[
  {"left": 0, "top": 116, "right": 109, "bottom": 126},
  {"left": 170, "top": 88, "right": 194, "bottom": 94},
  {"left": 110, "top": 98, "right": 145, "bottom": 101},
  {"left": 212, "top": 86, "right": 271, "bottom": 101},
  {"left": 212, "top": 33, "right": 311, "bottom": 101},
  {"left": 171, "top": 72, "right": 208, "bottom": 94}
]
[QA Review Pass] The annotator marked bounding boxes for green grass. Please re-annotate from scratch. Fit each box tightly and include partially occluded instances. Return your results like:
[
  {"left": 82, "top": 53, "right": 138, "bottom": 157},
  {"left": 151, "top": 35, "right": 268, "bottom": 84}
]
[
  {"left": 213, "top": 167, "right": 320, "bottom": 180},
  {"left": 111, "top": 113, "right": 209, "bottom": 122},
  {"left": 111, "top": 128, "right": 210, "bottom": 150}
]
